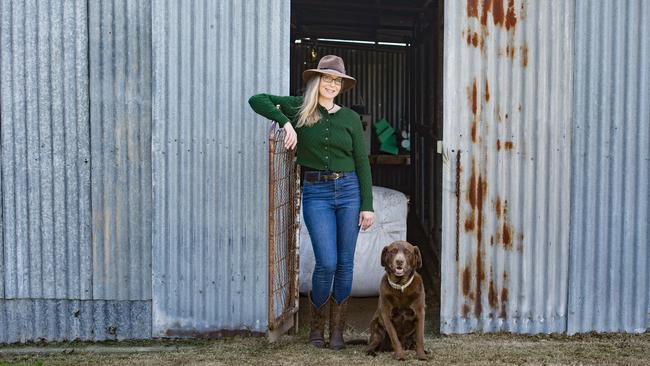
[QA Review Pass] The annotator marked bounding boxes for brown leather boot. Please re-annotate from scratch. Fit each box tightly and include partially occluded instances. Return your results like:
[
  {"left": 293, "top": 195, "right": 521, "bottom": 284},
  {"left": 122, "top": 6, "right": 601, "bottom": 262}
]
[
  {"left": 308, "top": 293, "right": 329, "bottom": 348},
  {"left": 329, "top": 297, "right": 349, "bottom": 350}
]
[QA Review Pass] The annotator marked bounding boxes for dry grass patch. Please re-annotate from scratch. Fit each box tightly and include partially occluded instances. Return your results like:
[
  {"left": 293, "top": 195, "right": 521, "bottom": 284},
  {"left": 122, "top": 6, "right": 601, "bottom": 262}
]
[{"left": 1, "top": 329, "right": 649, "bottom": 365}]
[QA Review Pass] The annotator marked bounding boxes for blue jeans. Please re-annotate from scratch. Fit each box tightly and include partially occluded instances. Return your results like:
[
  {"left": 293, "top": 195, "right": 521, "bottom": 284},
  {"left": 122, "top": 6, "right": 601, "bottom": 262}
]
[{"left": 302, "top": 171, "right": 361, "bottom": 308}]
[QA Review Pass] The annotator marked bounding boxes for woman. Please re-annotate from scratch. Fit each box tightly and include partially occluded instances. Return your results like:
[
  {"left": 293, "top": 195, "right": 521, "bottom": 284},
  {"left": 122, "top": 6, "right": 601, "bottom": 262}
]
[{"left": 248, "top": 55, "right": 374, "bottom": 350}]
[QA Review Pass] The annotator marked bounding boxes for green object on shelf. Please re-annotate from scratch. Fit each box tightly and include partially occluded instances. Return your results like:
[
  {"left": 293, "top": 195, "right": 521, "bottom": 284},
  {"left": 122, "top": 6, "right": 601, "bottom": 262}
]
[
  {"left": 374, "top": 118, "right": 399, "bottom": 155},
  {"left": 377, "top": 127, "right": 395, "bottom": 144},
  {"left": 374, "top": 119, "right": 392, "bottom": 134},
  {"left": 379, "top": 135, "right": 399, "bottom": 155}
]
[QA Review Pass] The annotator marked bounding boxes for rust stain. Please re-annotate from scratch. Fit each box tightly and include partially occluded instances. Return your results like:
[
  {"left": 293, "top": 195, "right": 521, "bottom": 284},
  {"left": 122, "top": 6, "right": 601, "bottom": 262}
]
[
  {"left": 496, "top": 139, "right": 501, "bottom": 151},
  {"left": 500, "top": 287, "right": 508, "bottom": 317},
  {"left": 521, "top": 44, "right": 529, "bottom": 67},
  {"left": 468, "top": 0, "right": 515, "bottom": 31},
  {"left": 468, "top": 160, "right": 477, "bottom": 208},
  {"left": 466, "top": 32, "right": 480, "bottom": 48},
  {"left": 476, "top": 177, "right": 486, "bottom": 243},
  {"left": 490, "top": 236, "right": 494, "bottom": 246},
  {"left": 471, "top": 80, "right": 478, "bottom": 116},
  {"left": 462, "top": 266, "right": 471, "bottom": 296},
  {"left": 462, "top": 304, "right": 471, "bottom": 317},
  {"left": 488, "top": 268, "right": 498, "bottom": 308},
  {"left": 465, "top": 159, "right": 488, "bottom": 317},
  {"left": 495, "top": 199, "right": 514, "bottom": 250},
  {"left": 506, "top": 45, "right": 515, "bottom": 59},
  {"left": 467, "top": 0, "right": 479, "bottom": 18},
  {"left": 468, "top": 79, "right": 478, "bottom": 143},
  {"left": 496, "top": 197, "right": 502, "bottom": 218},
  {"left": 500, "top": 271, "right": 509, "bottom": 318},
  {"left": 518, "top": 104, "right": 522, "bottom": 112},
  {"left": 471, "top": 123, "right": 478, "bottom": 142},
  {"left": 504, "top": 141, "right": 514, "bottom": 150},
  {"left": 464, "top": 215, "right": 475, "bottom": 232},
  {"left": 465, "top": 29, "right": 486, "bottom": 50},
  {"left": 475, "top": 245, "right": 485, "bottom": 317},
  {"left": 502, "top": 223, "right": 513, "bottom": 249},
  {"left": 485, "top": 79, "right": 490, "bottom": 102},
  {"left": 472, "top": 160, "right": 487, "bottom": 317},
  {"left": 455, "top": 151, "right": 462, "bottom": 262},
  {"left": 505, "top": 0, "right": 517, "bottom": 30},
  {"left": 492, "top": 0, "right": 505, "bottom": 27},
  {"left": 480, "top": 0, "right": 493, "bottom": 26}
]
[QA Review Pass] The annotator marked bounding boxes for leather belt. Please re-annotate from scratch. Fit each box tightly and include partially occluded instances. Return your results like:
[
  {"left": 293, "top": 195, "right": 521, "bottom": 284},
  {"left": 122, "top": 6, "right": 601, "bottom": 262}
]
[{"left": 303, "top": 170, "right": 346, "bottom": 182}]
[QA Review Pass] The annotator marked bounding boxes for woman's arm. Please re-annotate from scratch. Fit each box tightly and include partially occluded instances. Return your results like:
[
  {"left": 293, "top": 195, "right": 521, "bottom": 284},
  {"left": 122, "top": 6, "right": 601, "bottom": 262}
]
[
  {"left": 351, "top": 113, "right": 374, "bottom": 213},
  {"left": 248, "top": 94, "right": 303, "bottom": 127}
]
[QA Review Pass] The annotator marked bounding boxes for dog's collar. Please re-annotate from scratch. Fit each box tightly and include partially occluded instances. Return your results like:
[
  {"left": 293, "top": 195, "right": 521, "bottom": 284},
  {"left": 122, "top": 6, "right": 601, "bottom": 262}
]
[{"left": 387, "top": 274, "right": 415, "bottom": 292}]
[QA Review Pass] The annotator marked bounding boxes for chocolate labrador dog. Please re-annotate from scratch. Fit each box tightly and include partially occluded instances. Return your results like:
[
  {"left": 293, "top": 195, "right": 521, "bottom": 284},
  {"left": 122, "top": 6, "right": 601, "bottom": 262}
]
[{"left": 366, "top": 241, "right": 427, "bottom": 361}]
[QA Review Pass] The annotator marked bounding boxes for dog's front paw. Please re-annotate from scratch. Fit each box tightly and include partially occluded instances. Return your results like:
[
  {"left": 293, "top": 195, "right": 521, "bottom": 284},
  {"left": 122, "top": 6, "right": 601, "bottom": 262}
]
[
  {"left": 365, "top": 349, "right": 377, "bottom": 357},
  {"left": 393, "top": 351, "right": 406, "bottom": 361},
  {"left": 416, "top": 351, "right": 428, "bottom": 361}
]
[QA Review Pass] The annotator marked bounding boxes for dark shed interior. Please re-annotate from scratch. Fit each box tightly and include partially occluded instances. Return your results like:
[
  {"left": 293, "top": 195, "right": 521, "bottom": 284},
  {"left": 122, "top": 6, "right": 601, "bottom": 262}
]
[{"left": 291, "top": 0, "right": 444, "bottom": 333}]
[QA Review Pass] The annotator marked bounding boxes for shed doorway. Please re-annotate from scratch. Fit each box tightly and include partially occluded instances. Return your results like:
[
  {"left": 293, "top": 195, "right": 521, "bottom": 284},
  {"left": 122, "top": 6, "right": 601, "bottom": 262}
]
[{"left": 290, "top": 0, "right": 444, "bottom": 335}]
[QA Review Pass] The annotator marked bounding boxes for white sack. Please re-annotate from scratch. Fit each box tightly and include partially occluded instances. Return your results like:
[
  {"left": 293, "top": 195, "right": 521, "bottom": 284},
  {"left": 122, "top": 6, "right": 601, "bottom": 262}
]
[{"left": 298, "top": 186, "right": 407, "bottom": 297}]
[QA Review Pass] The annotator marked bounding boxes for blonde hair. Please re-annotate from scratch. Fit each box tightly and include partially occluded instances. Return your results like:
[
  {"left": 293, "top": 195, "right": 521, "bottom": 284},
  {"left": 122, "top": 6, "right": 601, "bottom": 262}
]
[{"left": 296, "top": 76, "right": 322, "bottom": 128}]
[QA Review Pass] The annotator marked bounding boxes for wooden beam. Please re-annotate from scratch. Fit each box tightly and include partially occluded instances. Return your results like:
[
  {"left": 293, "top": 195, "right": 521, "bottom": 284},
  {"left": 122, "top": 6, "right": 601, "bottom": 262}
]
[{"left": 293, "top": 1, "right": 428, "bottom": 14}]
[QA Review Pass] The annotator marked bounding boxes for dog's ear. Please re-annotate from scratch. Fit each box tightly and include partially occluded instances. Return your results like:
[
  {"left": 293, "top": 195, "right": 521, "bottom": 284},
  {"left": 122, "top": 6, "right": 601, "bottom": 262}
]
[
  {"left": 381, "top": 246, "right": 389, "bottom": 267},
  {"left": 413, "top": 246, "right": 422, "bottom": 269}
]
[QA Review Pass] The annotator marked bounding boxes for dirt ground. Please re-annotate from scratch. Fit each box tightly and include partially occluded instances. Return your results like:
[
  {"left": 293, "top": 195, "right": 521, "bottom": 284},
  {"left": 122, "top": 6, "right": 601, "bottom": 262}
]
[{"left": 1, "top": 328, "right": 650, "bottom": 366}]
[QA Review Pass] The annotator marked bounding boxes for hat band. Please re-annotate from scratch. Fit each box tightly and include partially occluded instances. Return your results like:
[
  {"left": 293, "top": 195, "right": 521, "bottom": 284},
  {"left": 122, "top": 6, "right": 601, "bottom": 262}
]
[{"left": 318, "top": 67, "right": 345, "bottom": 74}]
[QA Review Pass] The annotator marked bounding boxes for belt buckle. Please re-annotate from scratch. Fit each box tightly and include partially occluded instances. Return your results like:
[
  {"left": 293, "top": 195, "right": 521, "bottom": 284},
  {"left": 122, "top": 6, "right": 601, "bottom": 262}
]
[{"left": 331, "top": 172, "right": 340, "bottom": 180}]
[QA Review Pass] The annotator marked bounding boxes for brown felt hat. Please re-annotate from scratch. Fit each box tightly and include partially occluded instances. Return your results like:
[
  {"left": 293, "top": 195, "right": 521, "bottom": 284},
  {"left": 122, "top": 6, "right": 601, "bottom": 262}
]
[{"left": 302, "top": 55, "right": 356, "bottom": 93}]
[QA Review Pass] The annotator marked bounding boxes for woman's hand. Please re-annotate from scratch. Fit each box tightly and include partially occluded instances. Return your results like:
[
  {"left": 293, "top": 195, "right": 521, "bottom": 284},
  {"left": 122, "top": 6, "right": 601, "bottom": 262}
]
[
  {"left": 283, "top": 123, "right": 297, "bottom": 150},
  {"left": 359, "top": 211, "right": 375, "bottom": 231}
]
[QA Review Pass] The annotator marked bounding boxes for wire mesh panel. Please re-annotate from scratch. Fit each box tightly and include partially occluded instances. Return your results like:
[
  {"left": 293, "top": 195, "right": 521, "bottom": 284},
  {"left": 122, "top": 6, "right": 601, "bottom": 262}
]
[{"left": 268, "top": 124, "right": 300, "bottom": 331}]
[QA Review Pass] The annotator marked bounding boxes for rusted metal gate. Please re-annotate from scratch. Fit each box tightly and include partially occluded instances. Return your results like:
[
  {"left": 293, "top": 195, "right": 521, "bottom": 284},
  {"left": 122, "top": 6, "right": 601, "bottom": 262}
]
[{"left": 267, "top": 125, "right": 301, "bottom": 340}]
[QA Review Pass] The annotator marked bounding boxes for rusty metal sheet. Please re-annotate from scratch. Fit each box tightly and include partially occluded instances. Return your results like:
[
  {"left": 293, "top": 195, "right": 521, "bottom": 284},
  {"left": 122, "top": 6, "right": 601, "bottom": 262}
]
[{"left": 441, "top": 0, "right": 574, "bottom": 334}]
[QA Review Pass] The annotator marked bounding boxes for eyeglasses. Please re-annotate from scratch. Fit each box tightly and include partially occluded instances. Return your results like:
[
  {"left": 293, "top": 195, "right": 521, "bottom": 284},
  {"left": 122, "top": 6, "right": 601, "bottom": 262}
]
[{"left": 321, "top": 75, "right": 343, "bottom": 86}]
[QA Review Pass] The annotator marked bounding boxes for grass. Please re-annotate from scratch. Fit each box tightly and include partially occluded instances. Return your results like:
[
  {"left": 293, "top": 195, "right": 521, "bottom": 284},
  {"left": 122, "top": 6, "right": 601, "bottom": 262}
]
[{"left": 1, "top": 326, "right": 649, "bottom": 365}]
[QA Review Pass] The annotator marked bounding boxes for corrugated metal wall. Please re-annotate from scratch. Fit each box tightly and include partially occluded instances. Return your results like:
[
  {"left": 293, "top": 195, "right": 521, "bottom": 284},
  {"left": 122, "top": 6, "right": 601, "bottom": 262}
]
[
  {"left": 568, "top": 0, "right": 650, "bottom": 334},
  {"left": 89, "top": 0, "right": 152, "bottom": 301},
  {"left": 0, "top": 300, "right": 150, "bottom": 342},
  {"left": 441, "top": 0, "right": 574, "bottom": 333},
  {"left": 0, "top": 0, "right": 151, "bottom": 343},
  {"left": 1, "top": 0, "right": 92, "bottom": 300},
  {"left": 151, "top": 0, "right": 290, "bottom": 336}
]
